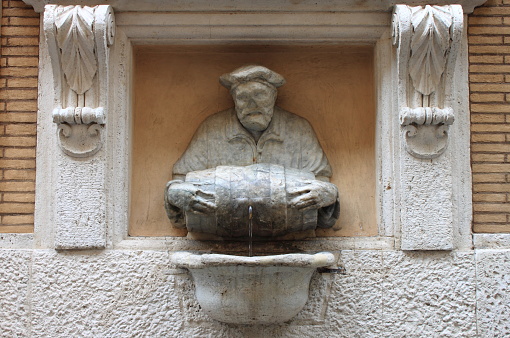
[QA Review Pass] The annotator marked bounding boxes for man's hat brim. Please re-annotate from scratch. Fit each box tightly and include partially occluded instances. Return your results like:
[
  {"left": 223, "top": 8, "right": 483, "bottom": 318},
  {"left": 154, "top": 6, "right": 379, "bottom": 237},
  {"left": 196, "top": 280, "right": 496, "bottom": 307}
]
[{"left": 219, "top": 65, "right": 285, "bottom": 89}]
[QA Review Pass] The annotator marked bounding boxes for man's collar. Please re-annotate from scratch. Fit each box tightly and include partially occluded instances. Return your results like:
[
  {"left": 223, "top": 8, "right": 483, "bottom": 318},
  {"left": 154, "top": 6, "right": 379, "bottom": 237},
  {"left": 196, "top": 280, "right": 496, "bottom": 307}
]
[{"left": 226, "top": 107, "right": 283, "bottom": 144}]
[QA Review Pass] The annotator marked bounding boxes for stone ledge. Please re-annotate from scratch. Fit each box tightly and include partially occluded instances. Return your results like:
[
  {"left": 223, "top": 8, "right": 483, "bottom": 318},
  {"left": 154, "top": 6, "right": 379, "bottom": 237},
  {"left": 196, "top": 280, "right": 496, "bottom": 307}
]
[
  {"left": 475, "top": 249, "right": 510, "bottom": 337},
  {"left": 474, "top": 233, "right": 510, "bottom": 249},
  {"left": 23, "top": 0, "right": 487, "bottom": 14}
]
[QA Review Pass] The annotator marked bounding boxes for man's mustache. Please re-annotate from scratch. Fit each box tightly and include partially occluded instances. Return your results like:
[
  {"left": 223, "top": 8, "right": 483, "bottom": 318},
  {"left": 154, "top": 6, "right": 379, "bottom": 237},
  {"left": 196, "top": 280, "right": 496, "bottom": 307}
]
[{"left": 241, "top": 108, "right": 271, "bottom": 116}]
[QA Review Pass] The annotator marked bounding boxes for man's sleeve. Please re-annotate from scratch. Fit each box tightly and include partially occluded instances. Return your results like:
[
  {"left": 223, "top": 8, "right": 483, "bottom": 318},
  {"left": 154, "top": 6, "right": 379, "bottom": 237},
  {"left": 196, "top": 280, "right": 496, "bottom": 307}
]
[
  {"left": 172, "top": 120, "right": 209, "bottom": 177},
  {"left": 166, "top": 119, "right": 211, "bottom": 226},
  {"left": 300, "top": 119, "right": 340, "bottom": 227},
  {"left": 300, "top": 119, "right": 333, "bottom": 179},
  {"left": 318, "top": 197, "right": 340, "bottom": 228},
  {"left": 164, "top": 180, "right": 186, "bottom": 228}
]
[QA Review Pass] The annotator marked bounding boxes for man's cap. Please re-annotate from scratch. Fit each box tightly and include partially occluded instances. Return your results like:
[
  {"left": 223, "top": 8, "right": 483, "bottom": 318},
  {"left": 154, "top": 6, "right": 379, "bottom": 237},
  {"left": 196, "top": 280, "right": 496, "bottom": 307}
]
[{"left": 219, "top": 65, "right": 286, "bottom": 90}]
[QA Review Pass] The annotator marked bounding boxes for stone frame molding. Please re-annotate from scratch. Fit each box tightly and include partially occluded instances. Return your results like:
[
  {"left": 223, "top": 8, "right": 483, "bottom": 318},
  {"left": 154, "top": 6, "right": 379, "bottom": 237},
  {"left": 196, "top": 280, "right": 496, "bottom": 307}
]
[{"left": 4, "top": 0, "right": 488, "bottom": 251}]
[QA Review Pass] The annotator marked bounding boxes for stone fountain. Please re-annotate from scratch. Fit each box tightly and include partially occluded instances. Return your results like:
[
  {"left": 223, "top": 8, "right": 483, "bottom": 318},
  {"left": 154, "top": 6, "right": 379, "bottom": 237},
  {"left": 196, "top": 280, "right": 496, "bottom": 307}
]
[{"left": 166, "top": 65, "right": 340, "bottom": 324}]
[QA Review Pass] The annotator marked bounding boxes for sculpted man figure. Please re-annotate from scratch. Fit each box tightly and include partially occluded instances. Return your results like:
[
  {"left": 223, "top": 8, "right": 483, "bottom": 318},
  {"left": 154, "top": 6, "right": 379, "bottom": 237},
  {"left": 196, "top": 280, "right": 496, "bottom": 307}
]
[{"left": 165, "top": 65, "right": 339, "bottom": 238}]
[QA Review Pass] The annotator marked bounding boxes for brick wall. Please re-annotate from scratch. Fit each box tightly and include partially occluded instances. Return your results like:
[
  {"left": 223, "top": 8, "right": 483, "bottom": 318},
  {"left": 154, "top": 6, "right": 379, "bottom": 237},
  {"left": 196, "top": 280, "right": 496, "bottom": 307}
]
[
  {"left": 469, "top": 0, "right": 510, "bottom": 233},
  {"left": 0, "top": 0, "right": 39, "bottom": 233}
]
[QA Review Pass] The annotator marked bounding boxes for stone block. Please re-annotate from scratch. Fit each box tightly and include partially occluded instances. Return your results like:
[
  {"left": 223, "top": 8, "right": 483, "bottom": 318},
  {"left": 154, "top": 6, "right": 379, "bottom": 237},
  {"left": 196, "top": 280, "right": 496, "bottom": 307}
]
[
  {"left": 326, "top": 250, "right": 384, "bottom": 336},
  {"left": 380, "top": 251, "right": 477, "bottom": 336},
  {"left": 0, "top": 250, "right": 31, "bottom": 337},
  {"left": 30, "top": 250, "right": 182, "bottom": 337},
  {"left": 476, "top": 250, "right": 510, "bottom": 337}
]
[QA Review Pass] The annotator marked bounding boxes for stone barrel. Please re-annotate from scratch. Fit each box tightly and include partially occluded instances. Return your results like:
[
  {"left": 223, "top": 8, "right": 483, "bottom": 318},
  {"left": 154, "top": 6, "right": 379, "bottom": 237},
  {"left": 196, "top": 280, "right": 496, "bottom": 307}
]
[{"left": 184, "top": 164, "right": 318, "bottom": 238}]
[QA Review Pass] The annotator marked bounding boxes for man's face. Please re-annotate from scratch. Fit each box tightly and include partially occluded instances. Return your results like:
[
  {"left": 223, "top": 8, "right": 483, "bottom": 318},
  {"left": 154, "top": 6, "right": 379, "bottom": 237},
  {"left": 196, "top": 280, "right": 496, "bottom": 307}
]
[{"left": 232, "top": 82, "right": 277, "bottom": 132}]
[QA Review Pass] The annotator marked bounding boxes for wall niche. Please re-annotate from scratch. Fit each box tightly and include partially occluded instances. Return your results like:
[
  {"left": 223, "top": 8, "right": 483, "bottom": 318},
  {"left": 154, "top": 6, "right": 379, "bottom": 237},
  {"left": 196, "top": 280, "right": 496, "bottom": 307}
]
[{"left": 130, "top": 45, "right": 376, "bottom": 237}]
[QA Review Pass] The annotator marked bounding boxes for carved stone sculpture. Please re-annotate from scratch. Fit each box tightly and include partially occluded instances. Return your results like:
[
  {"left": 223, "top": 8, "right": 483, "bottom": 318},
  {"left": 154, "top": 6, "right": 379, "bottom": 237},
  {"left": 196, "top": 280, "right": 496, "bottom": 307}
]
[
  {"left": 44, "top": 4, "right": 115, "bottom": 158},
  {"left": 165, "top": 65, "right": 340, "bottom": 238},
  {"left": 43, "top": 4, "right": 116, "bottom": 250},
  {"left": 393, "top": 4, "right": 463, "bottom": 251},
  {"left": 392, "top": 4, "right": 462, "bottom": 159}
]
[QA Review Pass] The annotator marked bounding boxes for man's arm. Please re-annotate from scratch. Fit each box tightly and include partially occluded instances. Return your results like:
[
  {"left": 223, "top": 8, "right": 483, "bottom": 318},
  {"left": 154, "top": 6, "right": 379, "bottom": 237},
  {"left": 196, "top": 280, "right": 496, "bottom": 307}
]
[
  {"left": 291, "top": 117, "right": 340, "bottom": 227},
  {"left": 165, "top": 118, "right": 216, "bottom": 225}
]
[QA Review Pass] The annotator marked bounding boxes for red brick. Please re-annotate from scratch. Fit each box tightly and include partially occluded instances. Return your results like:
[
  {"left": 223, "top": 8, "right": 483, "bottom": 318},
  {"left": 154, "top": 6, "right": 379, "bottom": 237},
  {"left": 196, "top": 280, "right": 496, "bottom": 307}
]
[
  {"left": 0, "top": 181, "right": 35, "bottom": 192},
  {"left": 471, "top": 114, "right": 506, "bottom": 123},
  {"left": 6, "top": 37, "right": 39, "bottom": 47},
  {"left": 7, "top": 78, "right": 37, "bottom": 88},
  {"left": 0, "top": 203, "right": 34, "bottom": 214},
  {"left": 470, "top": 93, "right": 505, "bottom": 102},
  {"left": 471, "top": 143, "right": 510, "bottom": 153},
  {"left": 3, "top": 193, "right": 34, "bottom": 203},
  {"left": 1, "top": 26, "right": 39, "bottom": 36},
  {"left": 2, "top": 8, "right": 39, "bottom": 18},
  {"left": 473, "top": 212, "right": 507, "bottom": 221},
  {"left": 0, "top": 113, "right": 37, "bottom": 123},
  {"left": 469, "top": 55, "right": 504, "bottom": 64},
  {"left": 469, "top": 16, "right": 504, "bottom": 25},
  {"left": 3, "top": 169, "right": 35, "bottom": 180},
  {"left": 5, "top": 101, "right": 37, "bottom": 111},
  {"left": 2, "top": 215, "right": 34, "bottom": 225},
  {"left": 5, "top": 124, "right": 37, "bottom": 136},
  {"left": 0, "top": 159, "right": 36, "bottom": 169},
  {"left": 472, "top": 134, "right": 506, "bottom": 142},
  {"left": 473, "top": 173, "right": 507, "bottom": 182},
  {"left": 0, "top": 66, "right": 39, "bottom": 77},
  {"left": 0, "top": 88, "right": 37, "bottom": 100},
  {"left": 7, "top": 57, "right": 38, "bottom": 67},
  {"left": 470, "top": 74, "right": 504, "bottom": 83},
  {"left": 4, "top": 148, "right": 36, "bottom": 158}
]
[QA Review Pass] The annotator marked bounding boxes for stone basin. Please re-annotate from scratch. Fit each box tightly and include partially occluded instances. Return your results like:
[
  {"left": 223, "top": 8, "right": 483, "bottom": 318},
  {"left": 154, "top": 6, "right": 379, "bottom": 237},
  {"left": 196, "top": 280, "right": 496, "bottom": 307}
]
[{"left": 172, "top": 251, "right": 336, "bottom": 324}]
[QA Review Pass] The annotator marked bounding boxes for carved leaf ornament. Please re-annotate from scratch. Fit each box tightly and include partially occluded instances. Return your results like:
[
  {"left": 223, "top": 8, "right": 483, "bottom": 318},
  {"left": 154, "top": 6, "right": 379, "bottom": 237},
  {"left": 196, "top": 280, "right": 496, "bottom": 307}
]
[
  {"left": 409, "top": 6, "right": 453, "bottom": 96},
  {"left": 55, "top": 6, "right": 97, "bottom": 95}
]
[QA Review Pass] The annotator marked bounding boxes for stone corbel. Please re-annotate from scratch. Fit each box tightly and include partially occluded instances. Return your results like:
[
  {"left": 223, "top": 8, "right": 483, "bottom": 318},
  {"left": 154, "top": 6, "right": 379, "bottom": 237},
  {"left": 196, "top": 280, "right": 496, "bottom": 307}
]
[
  {"left": 400, "top": 107, "right": 454, "bottom": 159},
  {"left": 392, "top": 4, "right": 463, "bottom": 159},
  {"left": 44, "top": 5, "right": 115, "bottom": 158},
  {"left": 392, "top": 4, "right": 465, "bottom": 251}
]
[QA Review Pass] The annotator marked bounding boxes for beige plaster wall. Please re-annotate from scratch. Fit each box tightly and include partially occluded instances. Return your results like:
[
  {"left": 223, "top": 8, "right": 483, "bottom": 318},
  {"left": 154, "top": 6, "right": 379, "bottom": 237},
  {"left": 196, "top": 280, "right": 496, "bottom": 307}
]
[{"left": 130, "top": 45, "right": 376, "bottom": 237}]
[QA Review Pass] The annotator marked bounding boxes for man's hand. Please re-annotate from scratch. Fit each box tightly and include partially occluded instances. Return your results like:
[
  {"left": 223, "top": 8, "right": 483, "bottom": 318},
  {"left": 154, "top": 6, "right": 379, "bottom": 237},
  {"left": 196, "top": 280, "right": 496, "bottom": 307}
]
[
  {"left": 288, "top": 180, "right": 338, "bottom": 211},
  {"left": 166, "top": 181, "right": 217, "bottom": 215}
]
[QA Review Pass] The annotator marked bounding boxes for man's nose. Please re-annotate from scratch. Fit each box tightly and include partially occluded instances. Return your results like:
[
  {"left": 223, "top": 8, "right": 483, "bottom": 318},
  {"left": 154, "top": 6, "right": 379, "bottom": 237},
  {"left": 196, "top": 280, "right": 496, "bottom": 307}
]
[{"left": 247, "top": 99, "right": 257, "bottom": 108}]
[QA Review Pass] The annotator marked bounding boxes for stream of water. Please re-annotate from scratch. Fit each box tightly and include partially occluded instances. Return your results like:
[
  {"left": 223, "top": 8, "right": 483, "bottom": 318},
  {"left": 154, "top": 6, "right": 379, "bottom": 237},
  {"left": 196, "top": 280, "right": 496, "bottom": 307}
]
[{"left": 248, "top": 205, "right": 253, "bottom": 257}]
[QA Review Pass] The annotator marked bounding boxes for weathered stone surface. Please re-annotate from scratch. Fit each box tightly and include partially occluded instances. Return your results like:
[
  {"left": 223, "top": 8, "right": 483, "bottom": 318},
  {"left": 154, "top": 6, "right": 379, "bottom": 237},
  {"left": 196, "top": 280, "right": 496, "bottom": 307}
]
[
  {"left": 54, "top": 156, "right": 106, "bottom": 249},
  {"left": 327, "top": 250, "right": 384, "bottom": 336},
  {"left": 327, "top": 251, "right": 476, "bottom": 337},
  {"left": 0, "top": 249, "right": 486, "bottom": 336},
  {"left": 30, "top": 250, "right": 181, "bottom": 337},
  {"left": 476, "top": 250, "right": 510, "bottom": 337},
  {"left": 400, "top": 154, "right": 454, "bottom": 250},
  {"left": 380, "top": 251, "right": 476, "bottom": 336},
  {"left": 0, "top": 250, "right": 31, "bottom": 338},
  {"left": 293, "top": 272, "right": 334, "bottom": 324}
]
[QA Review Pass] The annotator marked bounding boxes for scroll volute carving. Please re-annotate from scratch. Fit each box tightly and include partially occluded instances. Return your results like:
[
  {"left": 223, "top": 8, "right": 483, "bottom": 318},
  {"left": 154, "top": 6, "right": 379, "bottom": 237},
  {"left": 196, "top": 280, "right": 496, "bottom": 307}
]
[
  {"left": 44, "top": 5, "right": 115, "bottom": 158},
  {"left": 392, "top": 5, "right": 463, "bottom": 159}
]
